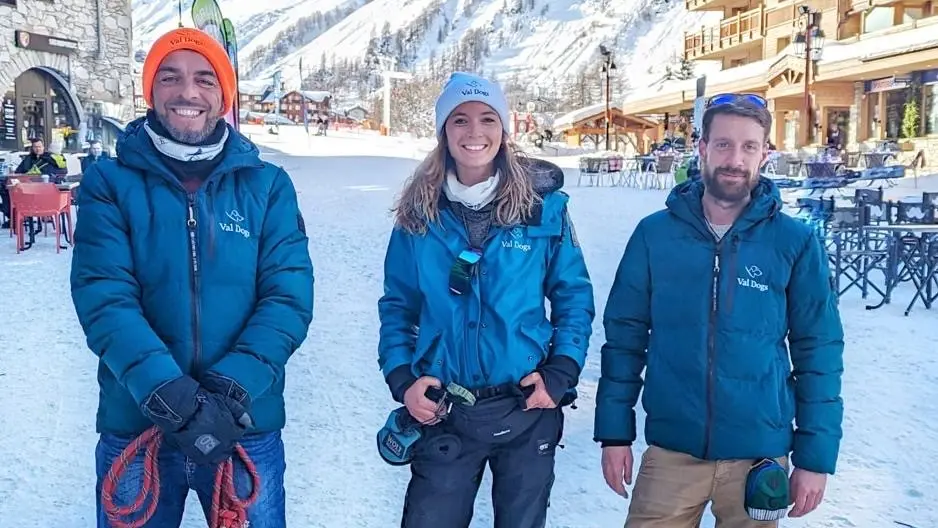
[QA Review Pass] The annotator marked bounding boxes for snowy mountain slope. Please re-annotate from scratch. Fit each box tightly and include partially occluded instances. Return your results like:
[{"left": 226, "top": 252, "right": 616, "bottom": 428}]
[
  {"left": 130, "top": 0, "right": 362, "bottom": 66},
  {"left": 258, "top": 0, "right": 443, "bottom": 84},
  {"left": 132, "top": 0, "right": 720, "bottom": 93},
  {"left": 260, "top": 0, "right": 719, "bottom": 90}
]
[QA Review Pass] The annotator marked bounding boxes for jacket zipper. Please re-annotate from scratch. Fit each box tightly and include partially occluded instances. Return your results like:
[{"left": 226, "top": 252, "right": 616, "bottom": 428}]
[
  {"left": 459, "top": 212, "right": 486, "bottom": 382},
  {"left": 704, "top": 247, "right": 721, "bottom": 458},
  {"left": 187, "top": 193, "right": 203, "bottom": 372}
]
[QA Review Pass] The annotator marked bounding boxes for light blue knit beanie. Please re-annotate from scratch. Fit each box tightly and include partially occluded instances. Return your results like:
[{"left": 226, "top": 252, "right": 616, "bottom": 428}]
[{"left": 434, "top": 72, "right": 510, "bottom": 138}]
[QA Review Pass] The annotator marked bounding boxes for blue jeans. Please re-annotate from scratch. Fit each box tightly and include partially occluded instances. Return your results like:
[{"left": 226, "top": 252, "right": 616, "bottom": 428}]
[{"left": 95, "top": 430, "right": 286, "bottom": 527}]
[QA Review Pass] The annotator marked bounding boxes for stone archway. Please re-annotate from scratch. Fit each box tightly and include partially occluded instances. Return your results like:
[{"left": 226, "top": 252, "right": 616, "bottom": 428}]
[
  {"left": 0, "top": 48, "right": 90, "bottom": 151},
  {"left": 0, "top": 48, "right": 85, "bottom": 127}
]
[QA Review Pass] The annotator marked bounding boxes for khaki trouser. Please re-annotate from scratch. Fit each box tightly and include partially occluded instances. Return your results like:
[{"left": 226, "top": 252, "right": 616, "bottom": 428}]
[{"left": 625, "top": 445, "right": 789, "bottom": 528}]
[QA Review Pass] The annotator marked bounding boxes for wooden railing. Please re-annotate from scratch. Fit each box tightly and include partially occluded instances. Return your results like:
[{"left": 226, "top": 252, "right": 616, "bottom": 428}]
[
  {"left": 684, "top": 0, "right": 751, "bottom": 11},
  {"left": 685, "top": 0, "right": 724, "bottom": 11},
  {"left": 684, "top": 6, "right": 766, "bottom": 60},
  {"left": 764, "top": 0, "right": 839, "bottom": 29}
]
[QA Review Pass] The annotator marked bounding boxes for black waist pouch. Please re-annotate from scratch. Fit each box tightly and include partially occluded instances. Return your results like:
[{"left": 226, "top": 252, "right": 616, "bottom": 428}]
[{"left": 447, "top": 389, "right": 542, "bottom": 445}]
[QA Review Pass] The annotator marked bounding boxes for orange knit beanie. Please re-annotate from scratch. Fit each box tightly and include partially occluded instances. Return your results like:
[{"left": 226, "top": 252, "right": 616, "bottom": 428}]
[{"left": 142, "top": 28, "right": 237, "bottom": 115}]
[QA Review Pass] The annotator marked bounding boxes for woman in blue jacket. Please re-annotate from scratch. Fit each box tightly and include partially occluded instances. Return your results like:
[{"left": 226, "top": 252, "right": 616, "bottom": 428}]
[{"left": 377, "top": 72, "right": 595, "bottom": 528}]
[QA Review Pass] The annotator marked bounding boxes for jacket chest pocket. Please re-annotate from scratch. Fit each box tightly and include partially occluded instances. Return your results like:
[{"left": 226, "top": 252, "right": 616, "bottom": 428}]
[
  {"left": 203, "top": 212, "right": 260, "bottom": 283},
  {"left": 721, "top": 241, "right": 790, "bottom": 333}
]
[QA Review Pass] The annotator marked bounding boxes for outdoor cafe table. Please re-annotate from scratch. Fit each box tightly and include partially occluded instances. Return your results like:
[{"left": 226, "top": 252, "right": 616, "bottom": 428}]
[
  {"left": 2, "top": 176, "right": 80, "bottom": 250},
  {"left": 863, "top": 224, "right": 938, "bottom": 316}
]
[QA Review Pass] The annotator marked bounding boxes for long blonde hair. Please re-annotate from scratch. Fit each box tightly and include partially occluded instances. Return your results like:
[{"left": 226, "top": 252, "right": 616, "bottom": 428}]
[{"left": 392, "top": 131, "right": 540, "bottom": 234}]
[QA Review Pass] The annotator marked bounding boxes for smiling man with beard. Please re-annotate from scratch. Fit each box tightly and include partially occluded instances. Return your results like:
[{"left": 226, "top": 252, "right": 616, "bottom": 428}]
[
  {"left": 70, "top": 28, "right": 313, "bottom": 527},
  {"left": 594, "top": 95, "right": 845, "bottom": 527}
]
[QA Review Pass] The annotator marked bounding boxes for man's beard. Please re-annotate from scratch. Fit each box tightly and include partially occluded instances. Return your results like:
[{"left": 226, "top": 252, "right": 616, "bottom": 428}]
[
  {"left": 701, "top": 163, "right": 757, "bottom": 203},
  {"left": 155, "top": 107, "right": 221, "bottom": 144}
]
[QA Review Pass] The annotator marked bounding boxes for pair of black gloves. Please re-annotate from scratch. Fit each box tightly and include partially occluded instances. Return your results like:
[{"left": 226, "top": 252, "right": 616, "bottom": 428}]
[
  {"left": 385, "top": 354, "right": 581, "bottom": 408},
  {"left": 141, "top": 373, "right": 254, "bottom": 465}
]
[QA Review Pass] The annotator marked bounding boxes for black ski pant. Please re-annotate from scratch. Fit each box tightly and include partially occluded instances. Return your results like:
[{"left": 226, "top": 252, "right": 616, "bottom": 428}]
[{"left": 400, "top": 394, "right": 565, "bottom": 528}]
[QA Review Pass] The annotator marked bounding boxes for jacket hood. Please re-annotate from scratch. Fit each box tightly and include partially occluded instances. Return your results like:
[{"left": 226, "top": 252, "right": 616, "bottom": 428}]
[
  {"left": 665, "top": 176, "right": 783, "bottom": 237},
  {"left": 523, "top": 157, "right": 564, "bottom": 196},
  {"left": 115, "top": 115, "right": 264, "bottom": 184}
]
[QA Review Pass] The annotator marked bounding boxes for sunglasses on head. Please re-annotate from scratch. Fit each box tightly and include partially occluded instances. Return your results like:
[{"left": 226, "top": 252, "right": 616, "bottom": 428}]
[
  {"left": 706, "top": 93, "right": 768, "bottom": 109},
  {"left": 449, "top": 249, "right": 482, "bottom": 296}
]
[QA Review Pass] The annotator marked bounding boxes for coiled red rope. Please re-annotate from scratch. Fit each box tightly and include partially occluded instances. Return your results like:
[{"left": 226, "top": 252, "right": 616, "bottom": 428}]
[{"left": 100, "top": 426, "right": 261, "bottom": 528}]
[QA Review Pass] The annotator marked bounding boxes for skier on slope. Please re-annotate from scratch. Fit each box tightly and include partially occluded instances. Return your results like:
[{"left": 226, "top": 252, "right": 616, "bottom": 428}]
[
  {"left": 595, "top": 94, "right": 844, "bottom": 527},
  {"left": 70, "top": 27, "right": 313, "bottom": 527},
  {"left": 377, "top": 72, "right": 596, "bottom": 527}
]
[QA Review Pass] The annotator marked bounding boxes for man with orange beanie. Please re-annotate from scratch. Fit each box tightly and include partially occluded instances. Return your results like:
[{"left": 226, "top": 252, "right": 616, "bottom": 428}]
[{"left": 70, "top": 27, "right": 314, "bottom": 527}]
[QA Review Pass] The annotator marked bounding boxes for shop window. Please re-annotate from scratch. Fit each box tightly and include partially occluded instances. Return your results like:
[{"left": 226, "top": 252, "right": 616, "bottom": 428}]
[
  {"left": 784, "top": 113, "right": 797, "bottom": 150},
  {"left": 884, "top": 89, "right": 907, "bottom": 139},
  {"left": 924, "top": 85, "right": 938, "bottom": 135},
  {"left": 9, "top": 68, "right": 81, "bottom": 152},
  {"left": 864, "top": 7, "right": 895, "bottom": 33},
  {"left": 868, "top": 96, "right": 882, "bottom": 139}
]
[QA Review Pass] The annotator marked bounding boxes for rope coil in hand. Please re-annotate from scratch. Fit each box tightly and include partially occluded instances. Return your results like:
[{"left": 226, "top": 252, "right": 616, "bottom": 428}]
[{"left": 100, "top": 426, "right": 261, "bottom": 528}]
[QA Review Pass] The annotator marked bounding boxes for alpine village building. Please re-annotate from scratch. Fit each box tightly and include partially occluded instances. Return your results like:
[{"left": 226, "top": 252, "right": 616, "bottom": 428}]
[{"left": 622, "top": 0, "right": 938, "bottom": 162}]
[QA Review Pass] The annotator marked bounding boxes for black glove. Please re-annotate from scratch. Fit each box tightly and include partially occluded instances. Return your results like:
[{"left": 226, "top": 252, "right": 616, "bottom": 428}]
[
  {"left": 201, "top": 372, "right": 252, "bottom": 409},
  {"left": 537, "top": 355, "right": 581, "bottom": 407},
  {"left": 141, "top": 376, "right": 251, "bottom": 465}
]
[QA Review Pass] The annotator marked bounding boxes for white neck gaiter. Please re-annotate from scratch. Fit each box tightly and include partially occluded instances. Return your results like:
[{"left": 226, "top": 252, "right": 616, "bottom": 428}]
[
  {"left": 143, "top": 120, "right": 229, "bottom": 162},
  {"left": 443, "top": 171, "right": 500, "bottom": 210}
]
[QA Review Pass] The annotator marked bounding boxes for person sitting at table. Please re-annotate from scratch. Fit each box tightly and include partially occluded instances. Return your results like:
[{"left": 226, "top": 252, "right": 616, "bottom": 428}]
[
  {"left": 1, "top": 138, "right": 62, "bottom": 228},
  {"left": 14, "top": 138, "right": 60, "bottom": 177},
  {"left": 80, "top": 140, "right": 109, "bottom": 173}
]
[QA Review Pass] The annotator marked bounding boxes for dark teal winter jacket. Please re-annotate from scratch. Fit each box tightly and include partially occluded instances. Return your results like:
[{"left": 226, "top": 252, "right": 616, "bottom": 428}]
[
  {"left": 593, "top": 178, "right": 844, "bottom": 475},
  {"left": 378, "top": 161, "right": 595, "bottom": 391},
  {"left": 70, "top": 118, "right": 314, "bottom": 436}
]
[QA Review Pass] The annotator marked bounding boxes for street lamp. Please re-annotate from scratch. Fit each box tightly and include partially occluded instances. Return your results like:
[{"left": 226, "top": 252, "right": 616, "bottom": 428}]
[
  {"left": 599, "top": 44, "right": 617, "bottom": 151},
  {"left": 793, "top": 6, "right": 825, "bottom": 147}
]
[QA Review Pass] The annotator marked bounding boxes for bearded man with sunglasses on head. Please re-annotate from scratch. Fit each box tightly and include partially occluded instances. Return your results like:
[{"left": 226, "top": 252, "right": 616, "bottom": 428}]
[{"left": 594, "top": 94, "right": 844, "bottom": 527}]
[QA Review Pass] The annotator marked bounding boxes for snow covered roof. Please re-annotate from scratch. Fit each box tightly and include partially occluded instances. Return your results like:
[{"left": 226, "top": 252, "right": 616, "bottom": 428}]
[
  {"left": 258, "top": 90, "right": 333, "bottom": 105},
  {"left": 820, "top": 21, "right": 938, "bottom": 65},
  {"left": 618, "top": 57, "right": 773, "bottom": 113},
  {"left": 300, "top": 90, "right": 332, "bottom": 103},
  {"left": 553, "top": 103, "right": 660, "bottom": 131},
  {"left": 337, "top": 103, "right": 369, "bottom": 113},
  {"left": 553, "top": 102, "right": 620, "bottom": 129},
  {"left": 238, "top": 80, "right": 269, "bottom": 96},
  {"left": 619, "top": 21, "right": 938, "bottom": 114}
]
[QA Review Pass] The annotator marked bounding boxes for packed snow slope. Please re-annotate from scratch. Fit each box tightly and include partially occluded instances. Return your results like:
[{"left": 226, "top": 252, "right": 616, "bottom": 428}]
[{"left": 131, "top": 0, "right": 720, "bottom": 90}]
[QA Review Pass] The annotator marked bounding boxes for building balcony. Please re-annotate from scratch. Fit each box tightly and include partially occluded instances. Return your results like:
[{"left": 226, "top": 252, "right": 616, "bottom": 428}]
[
  {"left": 685, "top": 0, "right": 750, "bottom": 13},
  {"left": 848, "top": 0, "right": 929, "bottom": 10},
  {"left": 684, "top": 6, "right": 766, "bottom": 61}
]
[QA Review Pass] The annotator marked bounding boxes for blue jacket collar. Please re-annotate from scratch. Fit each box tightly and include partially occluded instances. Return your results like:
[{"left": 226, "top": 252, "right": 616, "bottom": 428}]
[
  {"left": 665, "top": 176, "right": 783, "bottom": 239},
  {"left": 116, "top": 116, "right": 264, "bottom": 187}
]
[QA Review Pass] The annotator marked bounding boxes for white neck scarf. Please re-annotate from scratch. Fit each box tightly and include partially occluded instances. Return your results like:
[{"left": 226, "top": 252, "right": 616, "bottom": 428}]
[
  {"left": 143, "top": 120, "right": 229, "bottom": 162},
  {"left": 443, "top": 171, "right": 500, "bottom": 210}
]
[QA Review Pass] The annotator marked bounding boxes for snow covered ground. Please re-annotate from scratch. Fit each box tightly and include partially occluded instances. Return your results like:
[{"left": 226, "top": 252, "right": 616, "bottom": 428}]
[{"left": 0, "top": 127, "right": 936, "bottom": 527}]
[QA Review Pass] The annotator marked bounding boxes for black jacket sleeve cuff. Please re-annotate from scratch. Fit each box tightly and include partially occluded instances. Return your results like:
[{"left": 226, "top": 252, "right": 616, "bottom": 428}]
[
  {"left": 385, "top": 365, "right": 418, "bottom": 404},
  {"left": 597, "top": 439, "right": 633, "bottom": 448},
  {"left": 538, "top": 355, "right": 581, "bottom": 405}
]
